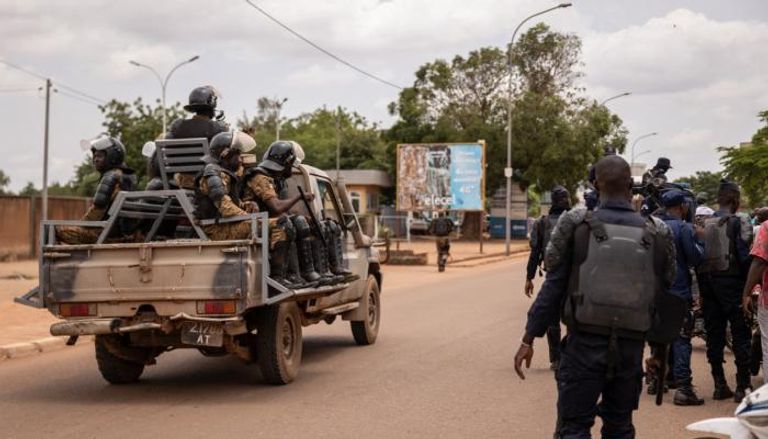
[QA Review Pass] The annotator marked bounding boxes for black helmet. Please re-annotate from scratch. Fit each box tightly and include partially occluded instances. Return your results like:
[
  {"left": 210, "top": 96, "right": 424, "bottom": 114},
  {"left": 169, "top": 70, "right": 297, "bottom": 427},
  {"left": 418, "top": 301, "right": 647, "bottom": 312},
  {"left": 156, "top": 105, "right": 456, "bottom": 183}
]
[
  {"left": 260, "top": 141, "right": 298, "bottom": 173},
  {"left": 654, "top": 157, "right": 672, "bottom": 170},
  {"left": 206, "top": 130, "right": 256, "bottom": 163},
  {"left": 90, "top": 137, "right": 126, "bottom": 168},
  {"left": 184, "top": 86, "right": 219, "bottom": 113}
]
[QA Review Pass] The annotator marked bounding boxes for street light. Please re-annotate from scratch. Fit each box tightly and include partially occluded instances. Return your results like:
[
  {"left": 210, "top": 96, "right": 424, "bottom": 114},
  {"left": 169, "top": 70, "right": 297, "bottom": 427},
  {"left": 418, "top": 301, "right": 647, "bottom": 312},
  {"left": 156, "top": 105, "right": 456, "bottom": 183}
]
[
  {"left": 600, "top": 92, "right": 631, "bottom": 106},
  {"left": 275, "top": 98, "right": 288, "bottom": 140},
  {"left": 129, "top": 55, "right": 200, "bottom": 134},
  {"left": 635, "top": 149, "right": 652, "bottom": 160},
  {"left": 505, "top": 2, "right": 572, "bottom": 256},
  {"left": 630, "top": 132, "right": 658, "bottom": 164}
]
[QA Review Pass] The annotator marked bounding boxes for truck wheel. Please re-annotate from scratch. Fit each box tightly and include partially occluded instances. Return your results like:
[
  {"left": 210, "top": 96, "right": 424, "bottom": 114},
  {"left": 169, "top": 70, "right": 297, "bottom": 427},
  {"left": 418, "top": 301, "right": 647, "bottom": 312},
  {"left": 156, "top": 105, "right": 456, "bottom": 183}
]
[
  {"left": 94, "top": 335, "right": 145, "bottom": 384},
  {"left": 351, "top": 275, "right": 381, "bottom": 346},
  {"left": 253, "top": 302, "right": 303, "bottom": 385}
]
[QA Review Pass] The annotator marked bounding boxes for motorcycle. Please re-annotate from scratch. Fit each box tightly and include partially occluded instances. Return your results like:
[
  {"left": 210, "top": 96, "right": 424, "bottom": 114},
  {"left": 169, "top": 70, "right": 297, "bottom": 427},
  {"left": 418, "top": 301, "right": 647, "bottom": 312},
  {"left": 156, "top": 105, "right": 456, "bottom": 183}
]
[{"left": 687, "top": 384, "right": 768, "bottom": 439}]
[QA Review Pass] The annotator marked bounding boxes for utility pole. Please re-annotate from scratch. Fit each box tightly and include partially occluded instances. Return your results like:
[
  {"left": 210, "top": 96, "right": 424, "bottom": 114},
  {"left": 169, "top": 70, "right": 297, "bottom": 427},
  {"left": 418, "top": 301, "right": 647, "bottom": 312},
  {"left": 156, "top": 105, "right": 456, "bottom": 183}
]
[{"left": 42, "top": 78, "right": 51, "bottom": 221}]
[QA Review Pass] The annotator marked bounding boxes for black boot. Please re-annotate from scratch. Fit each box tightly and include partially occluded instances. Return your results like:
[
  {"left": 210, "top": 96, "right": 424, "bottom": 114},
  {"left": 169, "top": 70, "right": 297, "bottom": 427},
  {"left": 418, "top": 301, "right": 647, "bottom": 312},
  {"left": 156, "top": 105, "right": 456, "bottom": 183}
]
[
  {"left": 712, "top": 374, "right": 734, "bottom": 400},
  {"left": 646, "top": 374, "right": 658, "bottom": 395},
  {"left": 327, "top": 225, "right": 359, "bottom": 283},
  {"left": 311, "top": 238, "right": 342, "bottom": 285},
  {"left": 673, "top": 379, "right": 705, "bottom": 406},
  {"left": 734, "top": 385, "right": 752, "bottom": 403},
  {"left": 297, "top": 238, "right": 323, "bottom": 284},
  {"left": 270, "top": 241, "right": 294, "bottom": 288},
  {"left": 287, "top": 242, "right": 314, "bottom": 289}
]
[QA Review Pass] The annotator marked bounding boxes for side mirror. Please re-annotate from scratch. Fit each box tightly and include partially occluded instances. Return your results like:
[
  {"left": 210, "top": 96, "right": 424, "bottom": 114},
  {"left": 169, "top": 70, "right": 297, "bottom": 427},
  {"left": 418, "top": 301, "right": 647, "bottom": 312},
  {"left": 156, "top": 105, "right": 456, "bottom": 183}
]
[{"left": 142, "top": 141, "right": 156, "bottom": 158}]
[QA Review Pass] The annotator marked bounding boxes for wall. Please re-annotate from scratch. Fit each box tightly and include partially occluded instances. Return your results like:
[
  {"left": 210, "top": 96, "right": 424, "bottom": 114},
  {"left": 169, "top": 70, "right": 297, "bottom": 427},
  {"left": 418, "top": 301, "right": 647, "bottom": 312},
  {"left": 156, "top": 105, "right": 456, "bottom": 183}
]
[{"left": 0, "top": 196, "right": 90, "bottom": 260}]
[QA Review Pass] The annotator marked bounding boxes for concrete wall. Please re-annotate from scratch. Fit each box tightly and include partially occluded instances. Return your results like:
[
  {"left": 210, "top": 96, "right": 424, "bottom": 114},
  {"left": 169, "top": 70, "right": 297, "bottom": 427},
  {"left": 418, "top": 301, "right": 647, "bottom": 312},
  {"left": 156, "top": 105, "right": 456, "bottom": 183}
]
[{"left": 0, "top": 196, "right": 90, "bottom": 260}]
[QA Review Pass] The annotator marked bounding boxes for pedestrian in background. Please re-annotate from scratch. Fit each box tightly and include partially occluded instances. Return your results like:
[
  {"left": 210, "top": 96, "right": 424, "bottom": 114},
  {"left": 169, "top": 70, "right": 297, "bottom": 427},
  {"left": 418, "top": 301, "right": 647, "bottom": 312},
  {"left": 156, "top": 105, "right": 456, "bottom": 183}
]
[{"left": 743, "top": 207, "right": 768, "bottom": 385}]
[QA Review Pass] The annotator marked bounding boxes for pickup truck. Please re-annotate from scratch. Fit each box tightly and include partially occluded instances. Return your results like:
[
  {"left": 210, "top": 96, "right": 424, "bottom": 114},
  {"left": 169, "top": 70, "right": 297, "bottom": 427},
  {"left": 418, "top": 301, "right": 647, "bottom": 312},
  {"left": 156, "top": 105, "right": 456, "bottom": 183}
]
[{"left": 16, "top": 160, "right": 382, "bottom": 386}]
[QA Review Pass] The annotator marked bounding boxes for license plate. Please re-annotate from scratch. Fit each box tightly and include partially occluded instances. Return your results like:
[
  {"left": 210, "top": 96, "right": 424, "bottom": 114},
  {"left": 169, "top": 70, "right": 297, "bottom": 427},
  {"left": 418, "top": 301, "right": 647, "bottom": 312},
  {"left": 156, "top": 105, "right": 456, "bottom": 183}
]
[{"left": 181, "top": 322, "right": 224, "bottom": 347}]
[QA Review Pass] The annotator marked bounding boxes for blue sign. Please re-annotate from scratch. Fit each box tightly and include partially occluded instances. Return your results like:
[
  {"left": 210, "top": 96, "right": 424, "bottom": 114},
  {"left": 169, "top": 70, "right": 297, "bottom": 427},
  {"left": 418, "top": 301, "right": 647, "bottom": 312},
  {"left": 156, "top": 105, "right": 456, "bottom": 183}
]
[{"left": 449, "top": 144, "right": 484, "bottom": 211}]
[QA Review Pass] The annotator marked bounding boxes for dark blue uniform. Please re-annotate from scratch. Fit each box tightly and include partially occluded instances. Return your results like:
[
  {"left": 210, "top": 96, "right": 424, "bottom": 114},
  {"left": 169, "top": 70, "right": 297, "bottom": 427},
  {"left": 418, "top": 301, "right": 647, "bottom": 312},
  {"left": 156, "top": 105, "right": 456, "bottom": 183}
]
[
  {"left": 525, "top": 200, "right": 675, "bottom": 438},
  {"left": 659, "top": 213, "right": 704, "bottom": 383},
  {"left": 699, "top": 210, "right": 753, "bottom": 388}
]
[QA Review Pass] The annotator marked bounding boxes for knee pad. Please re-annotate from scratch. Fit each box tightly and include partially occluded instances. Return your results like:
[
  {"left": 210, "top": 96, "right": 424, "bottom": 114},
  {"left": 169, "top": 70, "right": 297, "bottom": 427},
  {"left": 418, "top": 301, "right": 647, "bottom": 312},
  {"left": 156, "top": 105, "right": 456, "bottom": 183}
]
[
  {"left": 293, "top": 215, "right": 312, "bottom": 239},
  {"left": 280, "top": 216, "right": 296, "bottom": 241}
]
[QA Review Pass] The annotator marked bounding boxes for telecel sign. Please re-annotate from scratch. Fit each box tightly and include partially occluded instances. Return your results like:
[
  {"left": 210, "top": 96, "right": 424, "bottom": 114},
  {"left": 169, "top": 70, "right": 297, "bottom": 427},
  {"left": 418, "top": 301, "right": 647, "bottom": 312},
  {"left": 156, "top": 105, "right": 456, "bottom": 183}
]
[{"left": 396, "top": 142, "right": 486, "bottom": 212}]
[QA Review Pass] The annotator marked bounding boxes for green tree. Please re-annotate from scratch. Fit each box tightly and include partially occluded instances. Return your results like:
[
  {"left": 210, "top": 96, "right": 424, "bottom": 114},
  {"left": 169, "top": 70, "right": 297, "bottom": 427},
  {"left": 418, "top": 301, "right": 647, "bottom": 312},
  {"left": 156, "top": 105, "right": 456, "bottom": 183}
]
[
  {"left": 237, "top": 96, "right": 288, "bottom": 157},
  {"left": 674, "top": 170, "right": 723, "bottom": 202},
  {"left": 67, "top": 98, "right": 184, "bottom": 195},
  {"left": 719, "top": 110, "right": 768, "bottom": 207},
  {"left": 0, "top": 169, "right": 10, "bottom": 195}
]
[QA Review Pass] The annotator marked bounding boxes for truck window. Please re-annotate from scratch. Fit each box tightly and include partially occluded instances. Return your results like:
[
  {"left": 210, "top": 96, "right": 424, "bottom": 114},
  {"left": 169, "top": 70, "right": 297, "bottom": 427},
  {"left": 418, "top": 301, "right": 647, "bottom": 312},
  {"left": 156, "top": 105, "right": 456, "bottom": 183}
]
[{"left": 317, "top": 179, "right": 342, "bottom": 223}]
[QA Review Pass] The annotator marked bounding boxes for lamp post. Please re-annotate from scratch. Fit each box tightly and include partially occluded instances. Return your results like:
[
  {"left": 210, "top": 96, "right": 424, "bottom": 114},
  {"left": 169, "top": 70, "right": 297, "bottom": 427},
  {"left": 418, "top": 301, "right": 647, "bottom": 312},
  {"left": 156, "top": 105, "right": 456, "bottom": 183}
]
[
  {"left": 275, "top": 98, "right": 288, "bottom": 140},
  {"left": 129, "top": 55, "right": 200, "bottom": 134},
  {"left": 600, "top": 92, "right": 631, "bottom": 106},
  {"left": 630, "top": 132, "right": 658, "bottom": 164},
  {"left": 505, "top": 2, "right": 572, "bottom": 256}
]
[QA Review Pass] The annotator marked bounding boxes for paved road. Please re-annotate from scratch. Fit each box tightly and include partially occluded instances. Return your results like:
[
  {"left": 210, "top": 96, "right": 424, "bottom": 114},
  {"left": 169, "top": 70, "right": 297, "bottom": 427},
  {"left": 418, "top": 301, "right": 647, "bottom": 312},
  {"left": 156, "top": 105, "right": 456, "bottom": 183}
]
[{"left": 0, "top": 258, "right": 743, "bottom": 438}]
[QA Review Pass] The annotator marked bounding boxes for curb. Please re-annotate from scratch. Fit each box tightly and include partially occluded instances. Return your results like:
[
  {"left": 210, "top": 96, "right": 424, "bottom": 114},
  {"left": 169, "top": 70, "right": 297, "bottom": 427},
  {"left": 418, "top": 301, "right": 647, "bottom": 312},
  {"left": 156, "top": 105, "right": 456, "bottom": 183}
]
[
  {"left": 450, "top": 248, "right": 529, "bottom": 265},
  {"left": 0, "top": 336, "right": 92, "bottom": 361}
]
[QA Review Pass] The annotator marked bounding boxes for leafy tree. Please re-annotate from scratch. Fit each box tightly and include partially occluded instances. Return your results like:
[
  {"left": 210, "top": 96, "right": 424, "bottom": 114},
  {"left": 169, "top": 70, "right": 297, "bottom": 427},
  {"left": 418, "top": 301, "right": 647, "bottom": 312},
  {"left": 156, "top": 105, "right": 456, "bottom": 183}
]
[
  {"left": 18, "top": 182, "right": 38, "bottom": 197},
  {"left": 674, "top": 170, "right": 723, "bottom": 202},
  {"left": 719, "top": 110, "right": 768, "bottom": 207},
  {"left": 237, "top": 97, "right": 289, "bottom": 157},
  {"left": 0, "top": 169, "right": 10, "bottom": 195},
  {"left": 67, "top": 98, "right": 184, "bottom": 195}
]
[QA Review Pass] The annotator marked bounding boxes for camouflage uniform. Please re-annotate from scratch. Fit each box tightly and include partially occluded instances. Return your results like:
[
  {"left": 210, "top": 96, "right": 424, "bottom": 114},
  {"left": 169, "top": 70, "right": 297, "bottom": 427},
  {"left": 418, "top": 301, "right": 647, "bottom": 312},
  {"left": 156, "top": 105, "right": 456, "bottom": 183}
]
[
  {"left": 196, "top": 166, "right": 252, "bottom": 240},
  {"left": 243, "top": 173, "right": 288, "bottom": 249},
  {"left": 57, "top": 168, "right": 134, "bottom": 245}
]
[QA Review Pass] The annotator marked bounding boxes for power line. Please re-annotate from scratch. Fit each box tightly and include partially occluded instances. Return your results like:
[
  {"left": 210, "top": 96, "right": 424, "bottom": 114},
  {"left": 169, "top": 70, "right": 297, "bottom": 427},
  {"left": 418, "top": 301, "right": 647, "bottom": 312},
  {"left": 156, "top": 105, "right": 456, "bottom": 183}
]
[
  {"left": 0, "top": 58, "right": 107, "bottom": 104},
  {"left": 54, "top": 89, "right": 103, "bottom": 107},
  {"left": 0, "top": 88, "right": 39, "bottom": 93},
  {"left": 243, "top": 0, "right": 403, "bottom": 90}
]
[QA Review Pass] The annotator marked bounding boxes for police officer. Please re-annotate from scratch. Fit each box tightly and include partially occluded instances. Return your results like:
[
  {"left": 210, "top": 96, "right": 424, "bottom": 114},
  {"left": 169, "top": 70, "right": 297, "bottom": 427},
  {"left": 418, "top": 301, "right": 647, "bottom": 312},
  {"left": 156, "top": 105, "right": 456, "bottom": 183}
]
[
  {"left": 514, "top": 155, "right": 677, "bottom": 438},
  {"left": 524, "top": 185, "right": 570, "bottom": 371},
  {"left": 656, "top": 189, "right": 705, "bottom": 405},
  {"left": 241, "top": 141, "right": 321, "bottom": 288},
  {"left": 193, "top": 130, "right": 256, "bottom": 241},
  {"left": 428, "top": 212, "right": 454, "bottom": 272},
  {"left": 166, "top": 85, "right": 228, "bottom": 141},
  {"left": 699, "top": 180, "right": 754, "bottom": 401},
  {"left": 57, "top": 137, "right": 137, "bottom": 244}
]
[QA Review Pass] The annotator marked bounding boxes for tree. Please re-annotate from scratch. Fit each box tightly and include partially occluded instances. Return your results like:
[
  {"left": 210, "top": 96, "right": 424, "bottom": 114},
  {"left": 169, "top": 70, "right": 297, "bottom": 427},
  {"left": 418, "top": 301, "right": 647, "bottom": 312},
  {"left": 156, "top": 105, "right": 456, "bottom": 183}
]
[
  {"left": 0, "top": 169, "right": 10, "bottom": 195},
  {"left": 719, "top": 110, "right": 768, "bottom": 207},
  {"left": 674, "top": 170, "right": 723, "bottom": 202},
  {"left": 67, "top": 98, "right": 185, "bottom": 195},
  {"left": 237, "top": 97, "right": 288, "bottom": 157}
]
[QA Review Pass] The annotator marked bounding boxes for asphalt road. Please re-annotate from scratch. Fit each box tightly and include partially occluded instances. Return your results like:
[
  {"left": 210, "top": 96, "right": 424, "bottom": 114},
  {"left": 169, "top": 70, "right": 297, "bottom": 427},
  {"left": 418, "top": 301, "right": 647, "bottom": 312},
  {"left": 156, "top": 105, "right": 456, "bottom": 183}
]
[{"left": 0, "top": 258, "right": 745, "bottom": 438}]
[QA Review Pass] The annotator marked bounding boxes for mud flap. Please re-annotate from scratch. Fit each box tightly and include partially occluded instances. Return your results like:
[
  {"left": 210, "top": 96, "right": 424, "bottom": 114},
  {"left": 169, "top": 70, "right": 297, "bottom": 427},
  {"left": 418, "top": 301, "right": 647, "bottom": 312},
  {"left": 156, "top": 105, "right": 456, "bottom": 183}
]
[{"left": 14, "top": 286, "right": 44, "bottom": 308}]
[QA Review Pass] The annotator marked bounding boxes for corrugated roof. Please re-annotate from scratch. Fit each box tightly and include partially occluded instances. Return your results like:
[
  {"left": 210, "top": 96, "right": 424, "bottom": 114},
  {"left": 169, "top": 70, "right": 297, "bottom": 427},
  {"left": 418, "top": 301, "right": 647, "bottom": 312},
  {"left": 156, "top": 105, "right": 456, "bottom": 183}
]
[{"left": 323, "top": 169, "right": 393, "bottom": 187}]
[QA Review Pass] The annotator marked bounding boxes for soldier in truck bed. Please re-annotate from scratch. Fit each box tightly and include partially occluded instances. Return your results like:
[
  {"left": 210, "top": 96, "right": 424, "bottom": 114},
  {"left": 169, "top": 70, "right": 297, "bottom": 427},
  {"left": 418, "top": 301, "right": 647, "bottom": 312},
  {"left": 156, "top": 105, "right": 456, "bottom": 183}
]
[
  {"left": 57, "top": 137, "right": 137, "bottom": 245},
  {"left": 194, "top": 130, "right": 256, "bottom": 241}
]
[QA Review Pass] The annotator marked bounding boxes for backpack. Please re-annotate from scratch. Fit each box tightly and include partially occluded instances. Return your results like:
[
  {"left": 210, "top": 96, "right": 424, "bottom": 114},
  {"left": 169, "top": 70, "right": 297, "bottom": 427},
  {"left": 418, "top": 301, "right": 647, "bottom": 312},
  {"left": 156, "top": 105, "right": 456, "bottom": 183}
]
[
  {"left": 699, "top": 215, "right": 738, "bottom": 275},
  {"left": 563, "top": 211, "right": 665, "bottom": 339},
  {"left": 535, "top": 214, "right": 560, "bottom": 270},
  {"left": 432, "top": 217, "right": 452, "bottom": 236}
]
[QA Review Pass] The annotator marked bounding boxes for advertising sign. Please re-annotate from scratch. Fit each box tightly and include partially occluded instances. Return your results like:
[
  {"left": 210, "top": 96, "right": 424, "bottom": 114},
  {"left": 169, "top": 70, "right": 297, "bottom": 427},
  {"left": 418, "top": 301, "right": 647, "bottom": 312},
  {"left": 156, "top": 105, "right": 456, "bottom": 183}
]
[{"left": 396, "top": 142, "right": 485, "bottom": 211}]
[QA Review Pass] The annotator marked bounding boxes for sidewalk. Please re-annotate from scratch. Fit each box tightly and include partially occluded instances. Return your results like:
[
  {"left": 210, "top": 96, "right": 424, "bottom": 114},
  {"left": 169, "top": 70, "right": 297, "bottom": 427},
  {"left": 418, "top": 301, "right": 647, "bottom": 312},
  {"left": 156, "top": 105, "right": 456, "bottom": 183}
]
[{"left": 386, "top": 237, "right": 530, "bottom": 266}]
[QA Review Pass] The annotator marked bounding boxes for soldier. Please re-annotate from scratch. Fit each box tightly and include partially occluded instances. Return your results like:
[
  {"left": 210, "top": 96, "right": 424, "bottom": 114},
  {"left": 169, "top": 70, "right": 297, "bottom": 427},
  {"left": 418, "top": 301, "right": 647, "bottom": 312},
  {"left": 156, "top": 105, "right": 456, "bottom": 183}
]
[
  {"left": 698, "top": 180, "right": 754, "bottom": 401},
  {"left": 194, "top": 130, "right": 256, "bottom": 241},
  {"left": 524, "top": 185, "right": 571, "bottom": 371},
  {"left": 428, "top": 212, "right": 454, "bottom": 272},
  {"left": 57, "top": 137, "right": 137, "bottom": 244},
  {"left": 514, "top": 155, "right": 677, "bottom": 438},
  {"left": 241, "top": 141, "right": 322, "bottom": 288},
  {"left": 655, "top": 189, "right": 706, "bottom": 405}
]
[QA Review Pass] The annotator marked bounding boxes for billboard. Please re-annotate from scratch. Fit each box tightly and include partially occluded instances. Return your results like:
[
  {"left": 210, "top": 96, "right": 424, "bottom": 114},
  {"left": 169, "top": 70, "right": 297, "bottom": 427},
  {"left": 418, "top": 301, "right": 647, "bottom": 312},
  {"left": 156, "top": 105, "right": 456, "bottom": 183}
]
[{"left": 396, "top": 142, "right": 485, "bottom": 211}]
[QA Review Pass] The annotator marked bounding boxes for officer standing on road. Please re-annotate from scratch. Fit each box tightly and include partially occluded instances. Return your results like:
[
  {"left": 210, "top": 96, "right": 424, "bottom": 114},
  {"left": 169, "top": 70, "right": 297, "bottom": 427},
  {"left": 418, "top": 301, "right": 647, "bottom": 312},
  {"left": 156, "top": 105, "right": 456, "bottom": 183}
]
[
  {"left": 428, "top": 212, "right": 454, "bottom": 272},
  {"left": 524, "top": 185, "right": 571, "bottom": 371},
  {"left": 514, "top": 155, "right": 677, "bottom": 438},
  {"left": 699, "top": 180, "right": 754, "bottom": 401},
  {"left": 656, "top": 189, "right": 706, "bottom": 406}
]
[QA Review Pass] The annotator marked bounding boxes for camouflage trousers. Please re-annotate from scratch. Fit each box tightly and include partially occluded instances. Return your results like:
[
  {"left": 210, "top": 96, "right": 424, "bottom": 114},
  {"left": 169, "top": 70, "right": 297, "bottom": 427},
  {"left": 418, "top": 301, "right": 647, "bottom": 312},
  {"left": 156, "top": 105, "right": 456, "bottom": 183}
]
[
  {"left": 202, "top": 218, "right": 287, "bottom": 247},
  {"left": 56, "top": 226, "right": 102, "bottom": 245}
]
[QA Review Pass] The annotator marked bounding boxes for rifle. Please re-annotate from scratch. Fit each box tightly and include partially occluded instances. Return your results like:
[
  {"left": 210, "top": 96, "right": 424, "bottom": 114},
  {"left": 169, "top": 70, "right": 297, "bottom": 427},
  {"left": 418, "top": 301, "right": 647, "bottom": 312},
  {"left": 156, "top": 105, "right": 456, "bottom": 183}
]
[
  {"left": 297, "top": 186, "right": 327, "bottom": 249},
  {"left": 654, "top": 345, "right": 668, "bottom": 406}
]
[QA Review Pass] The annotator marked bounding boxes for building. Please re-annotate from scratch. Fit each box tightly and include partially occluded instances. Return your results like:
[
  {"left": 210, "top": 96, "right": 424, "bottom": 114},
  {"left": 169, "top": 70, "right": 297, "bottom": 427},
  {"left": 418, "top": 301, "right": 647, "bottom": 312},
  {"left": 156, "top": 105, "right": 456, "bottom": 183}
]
[{"left": 324, "top": 169, "right": 392, "bottom": 215}]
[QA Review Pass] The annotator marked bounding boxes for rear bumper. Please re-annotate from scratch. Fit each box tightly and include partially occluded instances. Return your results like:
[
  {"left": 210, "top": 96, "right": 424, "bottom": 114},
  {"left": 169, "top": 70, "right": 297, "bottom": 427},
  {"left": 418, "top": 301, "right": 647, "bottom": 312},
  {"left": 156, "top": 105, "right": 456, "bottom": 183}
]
[{"left": 50, "top": 313, "right": 245, "bottom": 337}]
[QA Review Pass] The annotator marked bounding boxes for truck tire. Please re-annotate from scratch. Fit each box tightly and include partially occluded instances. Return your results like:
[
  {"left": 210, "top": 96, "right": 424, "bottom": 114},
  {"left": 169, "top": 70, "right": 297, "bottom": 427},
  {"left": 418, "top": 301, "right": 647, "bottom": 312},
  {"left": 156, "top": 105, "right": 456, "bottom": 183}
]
[
  {"left": 254, "top": 302, "right": 303, "bottom": 385},
  {"left": 94, "top": 335, "right": 145, "bottom": 384},
  {"left": 351, "top": 275, "right": 381, "bottom": 346}
]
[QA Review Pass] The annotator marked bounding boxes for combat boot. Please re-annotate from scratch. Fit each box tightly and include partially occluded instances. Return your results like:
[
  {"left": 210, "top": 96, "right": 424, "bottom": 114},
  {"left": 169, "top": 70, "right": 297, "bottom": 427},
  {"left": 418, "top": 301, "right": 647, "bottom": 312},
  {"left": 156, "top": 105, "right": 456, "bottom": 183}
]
[
  {"left": 269, "top": 241, "right": 297, "bottom": 288},
  {"left": 297, "top": 238, "right": 323, "bottom": 284},
  {"left": 286, "top": 242, "right": 314, "bottom": 289},
  {"left": 734, "top": 370, "right": 753, "bottom": 403},
  {"left": 712, "top": 375, "right": 734, "bottom": 400},
  {"left": 327, "top": 227, "right": 359, "bottom": 283},
  {"left": 311, "top": 238, "right": 342, "bottom": 285},
  {"left": 734, "top": 385, "right": 753, "bottom": 403},
  {"left": 673, "top": 380, "right": 705, "bottom": 406}
]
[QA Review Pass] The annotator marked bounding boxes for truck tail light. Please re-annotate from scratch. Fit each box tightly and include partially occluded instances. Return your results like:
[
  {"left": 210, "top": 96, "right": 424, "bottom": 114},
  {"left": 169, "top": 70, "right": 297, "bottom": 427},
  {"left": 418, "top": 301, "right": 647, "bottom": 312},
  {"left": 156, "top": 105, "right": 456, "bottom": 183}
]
[
  {"left": 59, "top": 303, "right": 96, "bottom": 317},
  {"left": 197, "top": 300, "right": 236, "bottom": 315}
]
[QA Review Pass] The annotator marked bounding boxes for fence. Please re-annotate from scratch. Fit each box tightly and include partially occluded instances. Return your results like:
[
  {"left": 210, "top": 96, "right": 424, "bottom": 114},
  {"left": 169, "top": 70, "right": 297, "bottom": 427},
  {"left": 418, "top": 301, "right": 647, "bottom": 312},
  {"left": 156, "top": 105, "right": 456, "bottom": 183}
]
[{"left": 0, "top": 195, "right": 90, "bottom": 260}]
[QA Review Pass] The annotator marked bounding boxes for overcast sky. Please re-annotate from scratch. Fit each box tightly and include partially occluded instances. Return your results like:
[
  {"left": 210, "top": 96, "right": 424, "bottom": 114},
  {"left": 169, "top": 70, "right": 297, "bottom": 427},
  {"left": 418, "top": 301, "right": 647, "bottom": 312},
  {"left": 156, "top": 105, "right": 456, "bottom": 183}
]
[{"left": 1, "top": 0, "right": 767, "bottom": 192}]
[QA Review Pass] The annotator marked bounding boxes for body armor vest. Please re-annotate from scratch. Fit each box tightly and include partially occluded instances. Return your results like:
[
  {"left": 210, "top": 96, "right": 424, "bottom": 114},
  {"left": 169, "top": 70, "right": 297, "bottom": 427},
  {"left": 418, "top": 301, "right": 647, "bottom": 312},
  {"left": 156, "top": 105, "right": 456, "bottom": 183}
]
[
  {"left": 167, "top": 118, "right": 227, "bottom": 142},
  {"left": 194, "top": 164, "right": 241, "bottom": 220}
]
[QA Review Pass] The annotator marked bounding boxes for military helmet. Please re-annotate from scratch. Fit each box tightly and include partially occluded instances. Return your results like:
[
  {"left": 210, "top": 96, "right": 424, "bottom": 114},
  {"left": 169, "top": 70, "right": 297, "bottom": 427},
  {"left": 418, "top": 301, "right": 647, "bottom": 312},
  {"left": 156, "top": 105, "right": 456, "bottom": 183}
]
[
  {"left": 184, "top": 86, "right": 219, "bottom": 113},
  {"left": 90, "top": 137, "right": 126, "bottom": 168},
  {"left": 260, "top": 140, "right": 298, "bottom": 173},
  {"left": 206, "top": 130, "right": 256, "bottom": 162}
]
